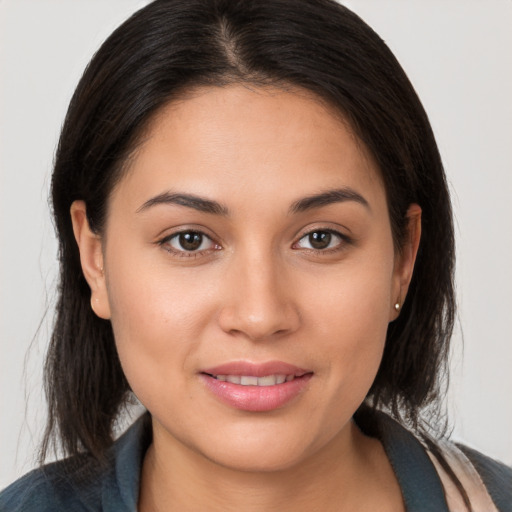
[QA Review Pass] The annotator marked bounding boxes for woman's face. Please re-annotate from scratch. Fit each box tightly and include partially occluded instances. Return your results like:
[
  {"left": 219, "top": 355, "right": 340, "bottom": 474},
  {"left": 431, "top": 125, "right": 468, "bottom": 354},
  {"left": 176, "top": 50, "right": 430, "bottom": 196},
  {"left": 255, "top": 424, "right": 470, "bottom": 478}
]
[{"left": 75, "top": 84, "right": 419, "bottom": 472}]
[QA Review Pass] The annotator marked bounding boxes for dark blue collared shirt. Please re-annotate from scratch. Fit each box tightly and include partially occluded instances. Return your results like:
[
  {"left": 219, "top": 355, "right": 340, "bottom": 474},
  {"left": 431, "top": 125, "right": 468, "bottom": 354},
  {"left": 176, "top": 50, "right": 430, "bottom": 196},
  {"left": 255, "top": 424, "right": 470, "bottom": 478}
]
[{"left": 1, "top": 411, "right": 510, "bottom": 511}]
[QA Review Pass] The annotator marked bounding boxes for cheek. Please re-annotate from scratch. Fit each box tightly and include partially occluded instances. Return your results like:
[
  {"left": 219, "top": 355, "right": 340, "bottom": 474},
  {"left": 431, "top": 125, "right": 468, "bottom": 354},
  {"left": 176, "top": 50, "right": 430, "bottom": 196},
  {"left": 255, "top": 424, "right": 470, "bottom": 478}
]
[
  {"left": 304, "top": 251, "right": 394, "bottom": 334},
  {"left": 106, "top": 236, "right": 219, "bottom": 334},
  {"left": 103, "top": 251, "right": 219, "bottom": 407},
  {"left": 301, "top": 255, "right": 394, "bottom": 387}
]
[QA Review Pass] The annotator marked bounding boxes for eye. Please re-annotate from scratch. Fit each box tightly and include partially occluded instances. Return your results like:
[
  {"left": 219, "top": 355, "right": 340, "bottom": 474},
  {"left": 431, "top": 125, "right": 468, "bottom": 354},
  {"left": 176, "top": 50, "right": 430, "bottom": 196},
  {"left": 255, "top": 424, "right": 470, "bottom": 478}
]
[
  {"left": 294, "top": 229, "right": 345, "bottom": 251},
  {"left": 162, "top": 230, "right": 218, "bottom": 254}
]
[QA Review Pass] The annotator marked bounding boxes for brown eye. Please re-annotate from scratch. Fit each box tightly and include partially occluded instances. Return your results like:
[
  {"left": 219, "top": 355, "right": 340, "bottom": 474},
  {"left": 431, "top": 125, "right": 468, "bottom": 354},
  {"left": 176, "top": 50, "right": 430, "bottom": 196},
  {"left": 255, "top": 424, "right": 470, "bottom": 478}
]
[
  {"left": 165, "top": 231, "right": 215, "bottom": 253},
  {"left": 178, "top": 232, "right": 203, "bottom": 251},
  {"left": 308, "top": 231, "right": 332, "bottom": 249},
  {"left": 295, "top": 229, "right": 345, "bottom": 251}
]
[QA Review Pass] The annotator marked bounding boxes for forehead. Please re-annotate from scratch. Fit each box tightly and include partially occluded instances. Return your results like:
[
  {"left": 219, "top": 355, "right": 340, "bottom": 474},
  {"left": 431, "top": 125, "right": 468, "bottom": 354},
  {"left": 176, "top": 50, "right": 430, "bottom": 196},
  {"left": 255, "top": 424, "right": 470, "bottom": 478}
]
[{"left": 112, "top": 84, "right": 385, "bottom": 215}]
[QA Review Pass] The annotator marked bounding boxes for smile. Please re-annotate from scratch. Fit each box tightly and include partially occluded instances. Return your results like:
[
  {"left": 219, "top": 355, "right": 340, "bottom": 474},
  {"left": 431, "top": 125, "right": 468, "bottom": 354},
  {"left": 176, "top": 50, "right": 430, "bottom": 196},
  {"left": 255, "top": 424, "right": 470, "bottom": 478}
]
[
  {"left": 200, "top": 362, "right": 313, "bottom": 412},
  {"left": 210, "top": 374, "right": 296, "bottom": 386}
]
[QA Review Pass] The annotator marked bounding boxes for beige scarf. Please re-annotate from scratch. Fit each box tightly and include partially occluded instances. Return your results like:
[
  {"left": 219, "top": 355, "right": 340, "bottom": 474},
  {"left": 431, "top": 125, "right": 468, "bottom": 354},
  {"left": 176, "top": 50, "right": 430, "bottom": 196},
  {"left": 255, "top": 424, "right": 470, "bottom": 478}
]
[{"left": 427, "top": 440, "right": 498, "bottom": 512}]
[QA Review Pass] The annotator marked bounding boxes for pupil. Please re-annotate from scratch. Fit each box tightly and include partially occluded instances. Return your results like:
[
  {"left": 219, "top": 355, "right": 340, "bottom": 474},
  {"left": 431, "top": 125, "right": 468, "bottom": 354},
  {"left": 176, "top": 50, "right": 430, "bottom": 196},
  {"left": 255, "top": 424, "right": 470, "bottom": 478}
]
[
  {"left": 309, "top": 231, "right": 331, "bottom": 249},
  {"left": 179, "top": 232, "right": 202, "bottom": 251}
]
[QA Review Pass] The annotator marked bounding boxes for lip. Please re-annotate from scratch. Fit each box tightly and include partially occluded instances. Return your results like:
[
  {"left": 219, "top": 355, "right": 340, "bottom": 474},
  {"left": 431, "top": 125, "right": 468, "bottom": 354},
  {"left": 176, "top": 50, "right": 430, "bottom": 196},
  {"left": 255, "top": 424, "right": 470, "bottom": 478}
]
[{"left": 200, "top": 361, "right": 313, "bottom": 412}]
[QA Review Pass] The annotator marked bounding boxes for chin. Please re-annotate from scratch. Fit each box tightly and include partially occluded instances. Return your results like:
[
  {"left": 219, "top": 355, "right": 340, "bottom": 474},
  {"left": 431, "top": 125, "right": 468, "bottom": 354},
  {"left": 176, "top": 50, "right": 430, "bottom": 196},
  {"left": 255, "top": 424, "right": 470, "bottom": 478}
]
[
  {"left": 203, "top": 443, "right": 311, "bottom": 474},
  {"left": 186, "top": 418, "right": 344, "bottom": 475}
]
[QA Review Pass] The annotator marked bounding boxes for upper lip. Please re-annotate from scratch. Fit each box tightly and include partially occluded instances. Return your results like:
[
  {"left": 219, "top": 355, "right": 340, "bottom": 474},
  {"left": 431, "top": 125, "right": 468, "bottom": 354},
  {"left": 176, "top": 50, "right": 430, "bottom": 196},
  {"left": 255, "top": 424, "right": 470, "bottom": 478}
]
[{"left": 201, "top": 361, "right": 311, "bottom": 377}]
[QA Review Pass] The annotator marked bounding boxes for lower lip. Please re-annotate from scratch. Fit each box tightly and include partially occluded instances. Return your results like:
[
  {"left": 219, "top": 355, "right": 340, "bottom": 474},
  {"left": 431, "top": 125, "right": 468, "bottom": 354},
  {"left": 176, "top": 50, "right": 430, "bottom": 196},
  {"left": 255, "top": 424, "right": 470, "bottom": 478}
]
[{"left": 200, "top": 374, "right": 313, "bottom": 412}]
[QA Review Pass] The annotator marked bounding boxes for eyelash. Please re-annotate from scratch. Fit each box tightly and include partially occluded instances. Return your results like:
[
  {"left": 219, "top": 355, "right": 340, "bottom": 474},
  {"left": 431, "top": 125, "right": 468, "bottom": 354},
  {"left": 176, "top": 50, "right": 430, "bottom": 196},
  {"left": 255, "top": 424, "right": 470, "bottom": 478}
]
[
  {"left": 158, "top": 228, "right": 351, "bottom": 258},
  {"left": 158, "top": 230, "right": 220, "bottom": 258},
  {"left": 293, "top": 228, "right": 352, "bottom": 254}
]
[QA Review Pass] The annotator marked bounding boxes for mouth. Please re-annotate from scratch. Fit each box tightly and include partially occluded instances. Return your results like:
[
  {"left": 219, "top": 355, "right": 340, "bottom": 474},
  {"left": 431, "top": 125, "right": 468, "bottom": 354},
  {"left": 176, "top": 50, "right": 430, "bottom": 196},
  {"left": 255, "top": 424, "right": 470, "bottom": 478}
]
[
  {"left": 200, "top": 362, "right": 313, "bottom": 412},
  {"left": 204, "top": 373, "right": 302, "bottom": 386}
]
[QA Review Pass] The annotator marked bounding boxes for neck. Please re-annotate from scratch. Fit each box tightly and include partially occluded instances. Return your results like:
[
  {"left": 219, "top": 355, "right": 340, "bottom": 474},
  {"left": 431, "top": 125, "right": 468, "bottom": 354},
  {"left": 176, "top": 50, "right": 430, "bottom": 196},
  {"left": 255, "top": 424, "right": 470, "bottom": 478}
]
[{"left": 138, "top": 419, "right": 404, "bottom": 512}]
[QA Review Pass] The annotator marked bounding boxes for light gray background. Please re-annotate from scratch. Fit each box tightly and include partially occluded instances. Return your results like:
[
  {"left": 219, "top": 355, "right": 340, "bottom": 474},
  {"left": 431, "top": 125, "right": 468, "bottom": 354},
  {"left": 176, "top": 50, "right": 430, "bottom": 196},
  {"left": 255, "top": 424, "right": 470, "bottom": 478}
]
[{"left": 1, "top": 0, "right": 511, "bottom": 489}]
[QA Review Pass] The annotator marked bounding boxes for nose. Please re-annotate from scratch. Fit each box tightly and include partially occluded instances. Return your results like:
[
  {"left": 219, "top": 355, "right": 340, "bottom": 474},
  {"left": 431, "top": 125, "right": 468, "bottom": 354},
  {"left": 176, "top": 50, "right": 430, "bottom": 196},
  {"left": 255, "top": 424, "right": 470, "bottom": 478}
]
[{"left": 217, "top": 251, "right": 301, "bottom": 342}]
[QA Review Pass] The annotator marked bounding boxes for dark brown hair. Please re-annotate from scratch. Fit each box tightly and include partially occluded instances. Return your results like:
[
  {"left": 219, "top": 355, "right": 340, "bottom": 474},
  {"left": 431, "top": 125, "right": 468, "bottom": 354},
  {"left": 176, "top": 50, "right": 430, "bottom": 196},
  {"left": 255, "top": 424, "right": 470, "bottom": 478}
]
[{"left": 44, "top": 0, "right": 455, "bottom": 465}]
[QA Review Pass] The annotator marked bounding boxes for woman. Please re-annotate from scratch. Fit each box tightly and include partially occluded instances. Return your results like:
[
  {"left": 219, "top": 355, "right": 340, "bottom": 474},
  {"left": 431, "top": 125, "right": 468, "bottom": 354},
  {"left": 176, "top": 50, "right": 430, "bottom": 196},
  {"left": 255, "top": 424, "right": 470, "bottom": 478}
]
[{"left": 1, "top": 0, "right": 510, "bottom": 510}]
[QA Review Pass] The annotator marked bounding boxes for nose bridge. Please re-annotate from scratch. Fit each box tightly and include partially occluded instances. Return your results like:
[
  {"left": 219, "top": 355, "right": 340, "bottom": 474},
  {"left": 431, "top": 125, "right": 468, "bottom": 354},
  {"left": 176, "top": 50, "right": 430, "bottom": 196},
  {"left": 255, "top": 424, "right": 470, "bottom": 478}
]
[{"left": 219, "top": 243, "right": 299, "bottom": 340}]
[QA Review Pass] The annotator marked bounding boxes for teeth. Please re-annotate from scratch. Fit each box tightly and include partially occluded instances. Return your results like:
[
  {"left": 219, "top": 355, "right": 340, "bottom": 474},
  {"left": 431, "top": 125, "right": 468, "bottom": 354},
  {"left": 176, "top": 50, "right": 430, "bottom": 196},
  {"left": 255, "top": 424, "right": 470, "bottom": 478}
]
[
  {"left": 214, "top": 374, "right": 295, "bottom": 386},
  {"left": 240, "top": 376, "right": 258, "bottom": 386},
  {"left": 257, "top": 375, "right": 277, "bottom": 386}
]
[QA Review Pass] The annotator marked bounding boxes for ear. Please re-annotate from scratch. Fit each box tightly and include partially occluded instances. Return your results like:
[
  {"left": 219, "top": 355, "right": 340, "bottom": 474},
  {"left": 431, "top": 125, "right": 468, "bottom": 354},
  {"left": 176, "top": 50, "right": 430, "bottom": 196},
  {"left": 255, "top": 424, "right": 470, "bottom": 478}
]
[
  {"left": 70, "top": 200, "right": 111, "bottom": 320},
  {"left": 390, "top": 203, "right": 422, "bottom": 320}
]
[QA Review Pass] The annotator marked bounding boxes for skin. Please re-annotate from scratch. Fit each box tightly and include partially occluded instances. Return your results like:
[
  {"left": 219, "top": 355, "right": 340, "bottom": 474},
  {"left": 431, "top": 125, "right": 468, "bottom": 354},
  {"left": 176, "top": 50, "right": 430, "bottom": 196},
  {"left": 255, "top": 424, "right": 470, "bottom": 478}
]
[{"left": 71, "top": 84, "right": 421, "bottom": 511}]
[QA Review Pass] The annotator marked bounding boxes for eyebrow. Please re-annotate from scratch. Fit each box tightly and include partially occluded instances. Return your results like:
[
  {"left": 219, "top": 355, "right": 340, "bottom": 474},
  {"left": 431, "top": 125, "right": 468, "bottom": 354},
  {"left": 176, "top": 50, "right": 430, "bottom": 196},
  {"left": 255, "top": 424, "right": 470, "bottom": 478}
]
[
  {"left": 137, "top": 187, "right": 369, "bottom": 216},
  {"left": 136, "top": 192, "right": 229, "bottom": 215},
  {"left": 289, "top": 188, "right": 370, "bottom": 213}
]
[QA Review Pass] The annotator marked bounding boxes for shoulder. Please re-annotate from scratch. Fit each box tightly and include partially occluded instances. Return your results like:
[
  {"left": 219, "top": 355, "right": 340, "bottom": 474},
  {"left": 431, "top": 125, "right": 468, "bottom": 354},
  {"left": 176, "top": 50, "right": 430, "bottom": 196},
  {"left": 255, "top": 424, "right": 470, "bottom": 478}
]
[
  {"left": 0, "top": 413, "right": 151, "bottom": 512},
  {"left": 457, "top": 444, "right": 512, "bottom": 512},
  {"left": 354, "top": 406, "right": 512, "bottom": 512},
  {"left": 0, "top": 456, "right": 106, "bottom": 512}
]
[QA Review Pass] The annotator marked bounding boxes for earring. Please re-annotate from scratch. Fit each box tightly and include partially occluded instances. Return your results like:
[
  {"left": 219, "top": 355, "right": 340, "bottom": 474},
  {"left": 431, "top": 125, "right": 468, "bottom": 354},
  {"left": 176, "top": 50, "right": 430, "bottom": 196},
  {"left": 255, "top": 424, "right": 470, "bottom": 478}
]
[{"left": 394, "top": 302, "right": 400, "bottom": 311}]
